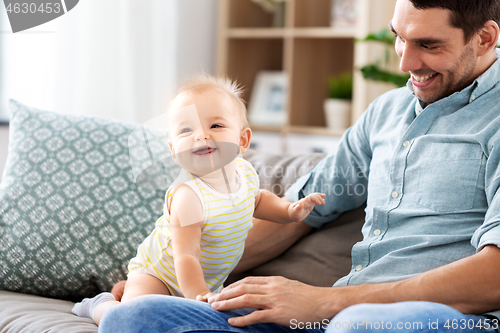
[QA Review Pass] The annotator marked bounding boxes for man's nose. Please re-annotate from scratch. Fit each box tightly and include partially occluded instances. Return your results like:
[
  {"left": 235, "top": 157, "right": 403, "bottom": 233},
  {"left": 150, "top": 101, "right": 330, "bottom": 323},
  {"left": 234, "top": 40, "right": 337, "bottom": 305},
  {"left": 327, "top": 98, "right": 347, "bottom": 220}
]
[{"left": 397, "top": 41, "right": 422, "bottom": 74}]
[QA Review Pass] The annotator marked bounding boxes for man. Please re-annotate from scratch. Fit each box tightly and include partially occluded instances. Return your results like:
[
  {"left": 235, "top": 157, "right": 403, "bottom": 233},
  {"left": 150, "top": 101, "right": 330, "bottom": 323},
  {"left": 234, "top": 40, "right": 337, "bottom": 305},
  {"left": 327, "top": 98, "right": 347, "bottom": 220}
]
[{"left": 100, "top": 1, "right": 500, "bottom": 332}]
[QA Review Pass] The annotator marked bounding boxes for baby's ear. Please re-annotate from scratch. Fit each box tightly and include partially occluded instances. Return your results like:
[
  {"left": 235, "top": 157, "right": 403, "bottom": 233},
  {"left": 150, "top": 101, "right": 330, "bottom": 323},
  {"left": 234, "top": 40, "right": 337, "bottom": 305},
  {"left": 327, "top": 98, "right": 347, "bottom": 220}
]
[
  {"left": 238, "top": 127, "right": 252, "bottom": 154},
  {"left": 168, "top": 140, "right": 176, "bottom": 158}
]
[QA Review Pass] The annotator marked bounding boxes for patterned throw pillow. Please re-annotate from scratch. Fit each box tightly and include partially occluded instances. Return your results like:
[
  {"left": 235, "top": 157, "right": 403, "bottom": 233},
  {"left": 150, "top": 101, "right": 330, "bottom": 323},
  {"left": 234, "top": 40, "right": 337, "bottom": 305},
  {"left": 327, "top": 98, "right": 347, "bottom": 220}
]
[{"left": 0, "top": 100, "right": 180, "bottom": 301}]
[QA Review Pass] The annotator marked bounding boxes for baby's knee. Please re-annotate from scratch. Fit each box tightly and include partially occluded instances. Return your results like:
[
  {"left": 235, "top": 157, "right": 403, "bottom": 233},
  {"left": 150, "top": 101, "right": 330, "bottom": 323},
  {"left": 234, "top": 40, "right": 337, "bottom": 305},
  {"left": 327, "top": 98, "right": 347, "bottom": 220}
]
[{"left": 110, "top": 280, "right": 127, "bottom": 301}]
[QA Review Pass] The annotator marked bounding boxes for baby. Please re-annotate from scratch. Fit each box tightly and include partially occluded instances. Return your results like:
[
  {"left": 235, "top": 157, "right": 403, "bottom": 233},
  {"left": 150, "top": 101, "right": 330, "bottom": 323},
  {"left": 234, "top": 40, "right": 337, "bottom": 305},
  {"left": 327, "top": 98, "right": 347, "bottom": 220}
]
[{"left": 72, "top": 75, "right": 325, "bottom": 325}]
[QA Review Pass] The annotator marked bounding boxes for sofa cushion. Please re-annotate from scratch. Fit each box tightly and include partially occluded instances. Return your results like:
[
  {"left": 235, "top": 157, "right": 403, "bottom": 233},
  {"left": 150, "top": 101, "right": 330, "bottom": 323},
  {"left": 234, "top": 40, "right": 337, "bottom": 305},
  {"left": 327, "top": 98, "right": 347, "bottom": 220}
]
[
  {"left": 0, "top": 290, "right": 98, "bottom": 333},
  {"left": 0, "top": 100, "right": 179, "bottom": 300}
]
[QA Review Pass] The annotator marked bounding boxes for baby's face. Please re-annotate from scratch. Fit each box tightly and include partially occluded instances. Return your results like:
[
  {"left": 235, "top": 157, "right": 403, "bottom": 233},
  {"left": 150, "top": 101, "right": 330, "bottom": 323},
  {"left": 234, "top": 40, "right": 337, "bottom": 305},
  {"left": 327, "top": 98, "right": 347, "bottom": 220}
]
[{"left": 168, "top": 89, "right": 246, "bottom": 176}]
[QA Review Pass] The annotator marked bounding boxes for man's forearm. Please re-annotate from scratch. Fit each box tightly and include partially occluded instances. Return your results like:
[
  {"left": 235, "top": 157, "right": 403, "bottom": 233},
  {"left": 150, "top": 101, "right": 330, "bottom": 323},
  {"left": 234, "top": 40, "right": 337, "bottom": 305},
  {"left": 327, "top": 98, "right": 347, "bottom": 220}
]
[
  {"left": 232, "top": 218, "right": 312, "bottom": 273},
  {"left": 325, "top": 245, "right": 500, "bottom": 316}
]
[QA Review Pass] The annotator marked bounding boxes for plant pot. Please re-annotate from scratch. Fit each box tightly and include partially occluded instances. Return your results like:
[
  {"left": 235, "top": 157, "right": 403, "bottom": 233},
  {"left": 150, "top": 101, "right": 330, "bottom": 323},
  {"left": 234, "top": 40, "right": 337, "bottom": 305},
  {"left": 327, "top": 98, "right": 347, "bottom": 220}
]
[{"left": 324, "top": 98, "right": 351, "bottom": 131}]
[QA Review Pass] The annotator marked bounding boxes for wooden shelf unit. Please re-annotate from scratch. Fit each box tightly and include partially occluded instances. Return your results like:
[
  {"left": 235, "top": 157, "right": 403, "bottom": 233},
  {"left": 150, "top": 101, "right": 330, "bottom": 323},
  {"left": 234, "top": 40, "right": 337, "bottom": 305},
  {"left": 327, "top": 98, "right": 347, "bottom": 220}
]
[{"left": 217, "top": 0, "right": 398, "bottom": 147}]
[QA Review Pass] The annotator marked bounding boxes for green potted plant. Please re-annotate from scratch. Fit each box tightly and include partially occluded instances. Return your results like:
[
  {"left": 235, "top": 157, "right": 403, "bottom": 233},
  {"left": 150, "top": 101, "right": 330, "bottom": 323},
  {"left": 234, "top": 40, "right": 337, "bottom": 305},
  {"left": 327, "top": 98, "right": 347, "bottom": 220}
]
[{"left": 324, "top": 72, "right": 353, "bottom": 131}]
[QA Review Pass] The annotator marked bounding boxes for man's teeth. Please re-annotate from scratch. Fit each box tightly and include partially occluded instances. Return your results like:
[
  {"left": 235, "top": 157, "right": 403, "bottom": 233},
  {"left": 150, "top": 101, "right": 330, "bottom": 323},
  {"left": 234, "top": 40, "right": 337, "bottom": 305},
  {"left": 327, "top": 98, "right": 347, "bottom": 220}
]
[{"left": 413, "top": 73, "right": 435, "bottom": 83}]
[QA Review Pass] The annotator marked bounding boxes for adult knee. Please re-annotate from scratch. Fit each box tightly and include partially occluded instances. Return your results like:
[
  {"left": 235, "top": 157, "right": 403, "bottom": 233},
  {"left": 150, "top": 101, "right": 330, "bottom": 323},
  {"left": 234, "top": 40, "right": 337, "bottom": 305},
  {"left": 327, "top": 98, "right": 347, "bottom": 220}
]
[
  {"left": 328, "top": 303, "right": 393, "bottom": 332},
  {"left": 99, "top": 294, "right": 241, "bottom": 333},
  {"left": 99, "top": 302, "right": 133, "bottom": 332},
  {"left": 99, "top": 295, "right": 192, "bottom": 332},
  {"left": 327, "top": 302, "right": 460, "bottom": 333}
]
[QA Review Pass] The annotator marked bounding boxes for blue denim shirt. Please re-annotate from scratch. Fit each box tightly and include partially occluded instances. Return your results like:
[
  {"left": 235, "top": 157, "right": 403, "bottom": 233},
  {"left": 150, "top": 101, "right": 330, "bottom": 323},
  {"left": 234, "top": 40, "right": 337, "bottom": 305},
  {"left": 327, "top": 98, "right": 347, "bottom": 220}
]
[{"left": 285, "top": 50, "right": 500, "bottom": 316}]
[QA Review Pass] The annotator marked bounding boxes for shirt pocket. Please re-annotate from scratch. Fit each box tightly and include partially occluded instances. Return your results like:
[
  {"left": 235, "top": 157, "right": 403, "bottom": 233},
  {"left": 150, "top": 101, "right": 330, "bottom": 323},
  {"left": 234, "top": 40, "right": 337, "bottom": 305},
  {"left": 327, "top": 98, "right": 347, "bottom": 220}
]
[{"left": 416, "top": 142, "right": 482, "bottom": 213}]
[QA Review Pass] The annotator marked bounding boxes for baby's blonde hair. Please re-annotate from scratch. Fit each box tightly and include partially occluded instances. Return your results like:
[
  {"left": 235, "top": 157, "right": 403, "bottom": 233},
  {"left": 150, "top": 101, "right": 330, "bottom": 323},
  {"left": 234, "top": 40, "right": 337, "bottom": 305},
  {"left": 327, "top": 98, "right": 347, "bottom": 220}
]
[{"left": 171, "top": 74, "right": 249, "bottom": 128}]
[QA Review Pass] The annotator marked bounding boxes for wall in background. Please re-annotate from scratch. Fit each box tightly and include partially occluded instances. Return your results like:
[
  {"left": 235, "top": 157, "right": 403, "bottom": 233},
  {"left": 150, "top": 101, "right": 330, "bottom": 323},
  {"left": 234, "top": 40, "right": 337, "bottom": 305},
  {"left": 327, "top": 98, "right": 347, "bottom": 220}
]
[
  {"left": 0, "top": 0, "right": 218, "bottom": 123},
  {"left": 176, "top": 0, "right": 217, "bottom": 83},
  {"left": 0, "top": 126, "right": 8, "bottom": 182}
]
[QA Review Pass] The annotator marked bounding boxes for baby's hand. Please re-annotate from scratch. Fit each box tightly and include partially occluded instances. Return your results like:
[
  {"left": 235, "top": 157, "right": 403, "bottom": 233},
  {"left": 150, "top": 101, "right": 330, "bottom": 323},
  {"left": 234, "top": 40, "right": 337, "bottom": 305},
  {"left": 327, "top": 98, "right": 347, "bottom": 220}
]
[
  {"left": 287, "top": 193, "right": 326, "bottom": 222},
  {"left": 196, "top": 292, "right": 218, "bottom": 303}
]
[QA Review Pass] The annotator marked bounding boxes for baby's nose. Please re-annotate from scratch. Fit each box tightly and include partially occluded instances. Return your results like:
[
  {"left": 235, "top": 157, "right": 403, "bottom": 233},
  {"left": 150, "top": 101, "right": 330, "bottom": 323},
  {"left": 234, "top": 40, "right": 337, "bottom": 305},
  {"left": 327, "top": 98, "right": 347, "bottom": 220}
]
[{"left": 194, "top": 130, "right": 209, "bottom": 141}]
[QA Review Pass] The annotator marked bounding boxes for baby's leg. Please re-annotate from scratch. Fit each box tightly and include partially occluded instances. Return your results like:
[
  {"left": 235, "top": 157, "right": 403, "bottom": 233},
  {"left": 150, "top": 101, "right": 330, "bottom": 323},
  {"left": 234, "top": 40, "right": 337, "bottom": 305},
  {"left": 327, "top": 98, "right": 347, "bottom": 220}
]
[{"left": 93, "top": 273, "right": 170, "bottom": 325}]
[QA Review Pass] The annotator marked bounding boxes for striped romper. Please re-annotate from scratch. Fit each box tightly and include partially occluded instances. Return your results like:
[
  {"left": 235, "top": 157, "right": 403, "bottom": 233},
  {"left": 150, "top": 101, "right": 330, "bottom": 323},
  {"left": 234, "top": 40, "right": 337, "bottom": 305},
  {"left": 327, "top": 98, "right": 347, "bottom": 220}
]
[{"left": 128, "top": 158, "right": 259, "bottom": 297}]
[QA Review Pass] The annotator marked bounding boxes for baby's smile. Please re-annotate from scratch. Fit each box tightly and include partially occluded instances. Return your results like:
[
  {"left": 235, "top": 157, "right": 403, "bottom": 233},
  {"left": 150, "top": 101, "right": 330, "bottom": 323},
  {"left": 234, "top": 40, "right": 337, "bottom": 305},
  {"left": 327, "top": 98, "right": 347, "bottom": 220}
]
[{"left": 192, "top": 145, "right": 217, "bottom": 156}]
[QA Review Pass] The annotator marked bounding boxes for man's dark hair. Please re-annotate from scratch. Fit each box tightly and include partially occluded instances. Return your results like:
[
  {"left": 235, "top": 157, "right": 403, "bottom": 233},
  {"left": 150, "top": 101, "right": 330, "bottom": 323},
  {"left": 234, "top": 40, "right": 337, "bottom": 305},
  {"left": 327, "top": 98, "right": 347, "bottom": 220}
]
[{"left": 409, "top": 0, "right": 500, "bottom": 43}]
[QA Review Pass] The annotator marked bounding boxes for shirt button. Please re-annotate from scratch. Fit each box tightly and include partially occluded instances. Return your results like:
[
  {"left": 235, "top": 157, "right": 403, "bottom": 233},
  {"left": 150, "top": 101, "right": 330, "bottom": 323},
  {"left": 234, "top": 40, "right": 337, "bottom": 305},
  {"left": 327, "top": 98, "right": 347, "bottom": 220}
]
[
  {"left": 391, "top": 191, "right": 399, "bottom": 199},
  {"left": 374, "top": 229, "right": 381, "bottom": 236},
  {"left": 355, "top": 265, "right": 363, "bottom": 271},
  {"left": 471, "top": 94, "right": 476, "bottom": 101},
  {"left": 403, "top": 141, "right": 410, "bottom": 148}
]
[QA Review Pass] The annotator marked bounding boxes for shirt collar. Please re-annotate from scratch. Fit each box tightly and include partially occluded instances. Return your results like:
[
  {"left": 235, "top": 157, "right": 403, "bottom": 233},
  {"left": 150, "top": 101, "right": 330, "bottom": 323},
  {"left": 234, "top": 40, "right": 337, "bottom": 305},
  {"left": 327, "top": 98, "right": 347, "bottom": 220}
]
[
  {"left": 470, "top": 48, "right": 500, "bottom": 101},
  {"left": 411, "top": 48, "right": 500, "bottom": 117}
]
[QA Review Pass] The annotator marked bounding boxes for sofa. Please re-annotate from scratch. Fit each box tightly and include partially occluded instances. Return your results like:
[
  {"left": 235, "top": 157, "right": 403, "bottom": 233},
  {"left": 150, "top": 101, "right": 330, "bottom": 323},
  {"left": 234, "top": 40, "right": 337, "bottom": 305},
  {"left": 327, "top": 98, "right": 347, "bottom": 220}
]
[{"left": 0, "top": 100, "right": 365, "bottom": 333}]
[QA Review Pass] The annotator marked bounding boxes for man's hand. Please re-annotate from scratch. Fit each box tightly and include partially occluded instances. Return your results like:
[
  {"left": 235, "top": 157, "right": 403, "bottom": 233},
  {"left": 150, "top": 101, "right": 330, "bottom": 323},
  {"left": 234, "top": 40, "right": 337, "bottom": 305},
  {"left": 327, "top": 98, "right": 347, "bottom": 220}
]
[
  {"left": 287, "top": 193, "right": 326, "bottom": 222},
  {"left": 207, "top": 276, "right": 343, "bottom": 327}
]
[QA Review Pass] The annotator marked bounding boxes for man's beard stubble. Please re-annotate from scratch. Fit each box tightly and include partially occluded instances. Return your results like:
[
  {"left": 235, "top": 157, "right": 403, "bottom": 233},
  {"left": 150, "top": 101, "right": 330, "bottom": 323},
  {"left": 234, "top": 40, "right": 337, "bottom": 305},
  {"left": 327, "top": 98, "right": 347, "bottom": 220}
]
[{"left": 413, "top": 43, "right": 476, "bottom": 106}]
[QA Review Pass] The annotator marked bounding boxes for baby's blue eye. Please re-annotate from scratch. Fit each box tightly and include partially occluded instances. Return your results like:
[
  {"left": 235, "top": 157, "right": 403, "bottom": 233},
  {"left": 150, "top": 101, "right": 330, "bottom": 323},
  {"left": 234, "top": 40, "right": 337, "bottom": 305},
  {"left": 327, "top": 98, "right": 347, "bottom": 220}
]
[
  {"left": 180, "top": 128, "right": 192, "bottom": 134},
  {"left": 211, "top": 124, "right": 223, "bottom": 129}
]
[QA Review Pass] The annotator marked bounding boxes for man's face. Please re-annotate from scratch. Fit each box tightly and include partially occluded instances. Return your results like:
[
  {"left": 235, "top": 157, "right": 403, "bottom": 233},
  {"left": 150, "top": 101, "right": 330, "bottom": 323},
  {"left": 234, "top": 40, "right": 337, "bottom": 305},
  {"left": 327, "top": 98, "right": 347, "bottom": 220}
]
[{"left": 391, "top": 0, "right": 481, "bottom": 106}]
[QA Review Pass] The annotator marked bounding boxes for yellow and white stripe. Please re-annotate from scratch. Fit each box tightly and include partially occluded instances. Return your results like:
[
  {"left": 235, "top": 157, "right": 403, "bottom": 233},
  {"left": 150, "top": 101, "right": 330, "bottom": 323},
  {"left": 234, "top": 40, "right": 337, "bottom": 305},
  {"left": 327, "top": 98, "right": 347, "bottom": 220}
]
[{"left": 128, "top": 158, "right": 259, "bottom": 296}]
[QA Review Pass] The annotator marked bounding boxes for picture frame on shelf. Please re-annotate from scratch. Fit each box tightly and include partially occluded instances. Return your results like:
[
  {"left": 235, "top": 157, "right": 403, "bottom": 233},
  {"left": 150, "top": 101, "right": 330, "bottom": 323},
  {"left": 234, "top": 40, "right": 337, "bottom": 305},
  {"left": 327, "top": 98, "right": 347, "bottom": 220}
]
[
  {"left": 330, "top": 0, "right": 358, "bottom": 28},
  {"left": 248, "top": 71, "right": 288, "bottom": 127}
]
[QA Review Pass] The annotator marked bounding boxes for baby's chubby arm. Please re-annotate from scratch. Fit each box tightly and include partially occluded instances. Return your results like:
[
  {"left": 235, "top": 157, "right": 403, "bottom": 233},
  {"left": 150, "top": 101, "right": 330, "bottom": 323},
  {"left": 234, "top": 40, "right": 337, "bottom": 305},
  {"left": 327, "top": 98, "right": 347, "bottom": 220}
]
[
  {"left": 169, "top": 184, "right": 213, "bottom": 300},
  {"left": 253, "top": 189, "right": 325, "bottom": 224}
]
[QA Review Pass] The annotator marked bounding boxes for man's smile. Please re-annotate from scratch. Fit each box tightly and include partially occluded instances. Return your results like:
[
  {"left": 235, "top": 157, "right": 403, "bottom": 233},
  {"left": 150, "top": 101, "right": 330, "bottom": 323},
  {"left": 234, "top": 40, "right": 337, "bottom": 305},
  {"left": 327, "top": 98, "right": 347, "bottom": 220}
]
[{"left": 411, "top": 72, "right": 438, "bottom": 88}]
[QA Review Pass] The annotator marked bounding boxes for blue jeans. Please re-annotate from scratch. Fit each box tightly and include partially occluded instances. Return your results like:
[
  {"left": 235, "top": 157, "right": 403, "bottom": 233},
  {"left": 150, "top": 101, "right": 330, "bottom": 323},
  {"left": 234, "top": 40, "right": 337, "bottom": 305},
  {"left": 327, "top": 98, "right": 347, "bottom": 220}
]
[
  {"left": 329, "top": 302, "right": 499, "bottom": 332},
  {"left": 98, "top": 295, "right": 500, "bottom": 333}
]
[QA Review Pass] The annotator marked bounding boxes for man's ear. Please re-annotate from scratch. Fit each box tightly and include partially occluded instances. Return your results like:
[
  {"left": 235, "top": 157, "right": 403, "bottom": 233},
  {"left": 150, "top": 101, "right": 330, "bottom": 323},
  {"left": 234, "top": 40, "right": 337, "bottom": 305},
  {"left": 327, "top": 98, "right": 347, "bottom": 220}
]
[
  {"left": 238, "top": 127, "right": 252, "bottom": 155},
  {"left": 477, "top": 20, "right": 499, "bottom": 57}
]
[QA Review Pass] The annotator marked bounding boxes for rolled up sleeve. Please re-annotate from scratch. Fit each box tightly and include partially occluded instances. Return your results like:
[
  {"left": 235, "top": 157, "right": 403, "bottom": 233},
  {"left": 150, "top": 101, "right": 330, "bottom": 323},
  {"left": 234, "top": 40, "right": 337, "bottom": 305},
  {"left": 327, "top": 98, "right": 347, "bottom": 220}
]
[{"left": 472, "top": 145, "right": 500, "bottom": 251}]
